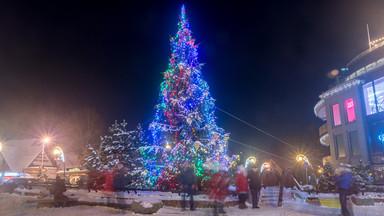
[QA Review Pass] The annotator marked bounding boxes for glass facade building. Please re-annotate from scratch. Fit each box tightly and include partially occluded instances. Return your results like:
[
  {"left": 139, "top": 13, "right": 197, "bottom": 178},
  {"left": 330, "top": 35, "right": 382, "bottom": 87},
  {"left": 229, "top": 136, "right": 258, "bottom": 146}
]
[{"left": 314, "top": 38, "right": 384, "bottom": 184}]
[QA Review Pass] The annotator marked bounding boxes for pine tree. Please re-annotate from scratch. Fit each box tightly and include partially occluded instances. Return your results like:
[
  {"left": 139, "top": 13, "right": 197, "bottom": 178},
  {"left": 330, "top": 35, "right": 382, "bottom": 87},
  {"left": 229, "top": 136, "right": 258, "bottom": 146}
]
[
  {"left": 317, "top": 162, "right": 336, "bottom": 192},
  {"left": 99, "top": 120, "right": 132, "bottom": 168},
  {"left": 351, "top": 160, "right": 372, "bottom": 195},
  {"left": 147, "top": 5, "right": 237, "bottom": 188},
  {"left": 37, "top": 167, "right": 49, "bottom": 182},
  {"left": 125, "top": 124, "right": 148, "bottom": 187},
  {"left": 83, "top": 144, "right": 102, "bottom": 171}
]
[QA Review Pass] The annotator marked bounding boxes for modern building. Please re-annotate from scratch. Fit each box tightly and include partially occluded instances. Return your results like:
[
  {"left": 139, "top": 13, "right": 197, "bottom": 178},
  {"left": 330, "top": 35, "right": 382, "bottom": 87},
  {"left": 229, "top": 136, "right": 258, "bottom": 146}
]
[{"left": 314, "top": 37, "right": 384, "bottom": 184}]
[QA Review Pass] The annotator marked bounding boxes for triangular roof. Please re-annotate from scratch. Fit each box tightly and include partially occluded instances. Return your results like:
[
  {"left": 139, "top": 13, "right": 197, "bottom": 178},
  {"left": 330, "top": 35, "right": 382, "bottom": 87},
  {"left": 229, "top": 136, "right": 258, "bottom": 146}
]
[{"left": 1, "top": 138, "right": 42, "bottom": 172}]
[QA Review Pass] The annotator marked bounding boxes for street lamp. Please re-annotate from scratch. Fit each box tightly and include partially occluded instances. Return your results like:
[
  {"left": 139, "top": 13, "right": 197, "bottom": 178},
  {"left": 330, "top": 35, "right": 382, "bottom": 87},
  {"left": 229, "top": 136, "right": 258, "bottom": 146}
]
[
  {"left": 245, "top": 156, "right": 257, "bottom": 168},
  {"left": 53, "top": 146, "right": 65, "bottom": 179},
  {"left": 261, "top": 162, "right": 271, "bottom": 173},
  {"left": 41, "top": 137, "right": 50, "bottom": 168},
  {"left": 296, "top": 154, "right": 310, "bottom": 185}
]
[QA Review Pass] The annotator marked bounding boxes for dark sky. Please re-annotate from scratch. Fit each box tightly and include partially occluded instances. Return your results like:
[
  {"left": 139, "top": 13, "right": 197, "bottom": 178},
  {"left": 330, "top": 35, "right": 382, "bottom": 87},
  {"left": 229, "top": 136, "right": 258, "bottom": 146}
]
[{"left": 1, "top": 0, "right": 384, "bottom": 161}]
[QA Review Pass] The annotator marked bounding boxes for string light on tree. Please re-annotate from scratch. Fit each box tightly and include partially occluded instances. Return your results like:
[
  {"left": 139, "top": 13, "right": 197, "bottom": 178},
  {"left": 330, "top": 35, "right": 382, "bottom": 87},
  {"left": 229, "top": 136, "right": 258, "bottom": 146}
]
[{"left": 145, "top": 5, "right": 237, "bottom": 188}]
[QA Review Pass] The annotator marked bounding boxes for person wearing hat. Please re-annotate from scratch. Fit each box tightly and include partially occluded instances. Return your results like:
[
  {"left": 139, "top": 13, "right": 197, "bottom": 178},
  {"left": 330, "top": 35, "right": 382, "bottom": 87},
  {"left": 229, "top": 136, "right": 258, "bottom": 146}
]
[
  {"left": 236, "top": 165, "right": 249, "bottom": 209},
  {"left": 248, "top": 165, "right": 261, "bottom": 209}
]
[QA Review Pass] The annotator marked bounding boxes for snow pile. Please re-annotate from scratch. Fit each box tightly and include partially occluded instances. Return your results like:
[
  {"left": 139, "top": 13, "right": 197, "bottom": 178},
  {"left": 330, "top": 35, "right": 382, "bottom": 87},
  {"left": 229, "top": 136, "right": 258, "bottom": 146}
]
[
  {"left": 132, "top": 196, "right": 163, "bottom": 214},
  {"left": 0, "top": 193, "right": 26, "bottom": 210},
  {"left": 14, "top": 186, "right": 49, "bottom": 197}
]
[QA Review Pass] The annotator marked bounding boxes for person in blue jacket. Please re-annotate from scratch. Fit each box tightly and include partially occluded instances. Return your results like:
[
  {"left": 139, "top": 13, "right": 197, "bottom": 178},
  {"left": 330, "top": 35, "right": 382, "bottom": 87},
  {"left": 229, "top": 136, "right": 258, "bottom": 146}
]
[{"left": 332, "top": 164, "right": 353, "bottom": 216}]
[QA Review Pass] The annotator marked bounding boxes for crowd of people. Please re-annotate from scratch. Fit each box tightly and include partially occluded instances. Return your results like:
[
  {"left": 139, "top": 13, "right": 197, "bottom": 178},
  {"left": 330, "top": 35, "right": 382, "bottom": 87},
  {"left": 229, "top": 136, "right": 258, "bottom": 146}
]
[
  {"left": 49, "top": 161, "right": 355, "bottom": 216},
  {"left": 178, "top": 162, "right": 262, "bottom": 215}
]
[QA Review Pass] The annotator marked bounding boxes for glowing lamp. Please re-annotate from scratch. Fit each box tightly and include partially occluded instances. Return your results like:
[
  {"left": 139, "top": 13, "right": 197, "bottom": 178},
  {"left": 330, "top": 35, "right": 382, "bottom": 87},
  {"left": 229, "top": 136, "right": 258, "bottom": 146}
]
[
  {"left": 296, "top": 154, "right": 306, "bottom": 162},
  {"left": 263, "top": 162, "right": 270, "bottom": 169},
  {"left": 53, "top": 149, "right": 61, "bottom": 156},
  {"left": 43, "top": 137, "right": 50, "bottom": 143},
  {"left": 165, "top": 143, "right": 171, "bottom": 150},
  {"left": 0, "top": 143, "right": 2, "bottom": 152}
]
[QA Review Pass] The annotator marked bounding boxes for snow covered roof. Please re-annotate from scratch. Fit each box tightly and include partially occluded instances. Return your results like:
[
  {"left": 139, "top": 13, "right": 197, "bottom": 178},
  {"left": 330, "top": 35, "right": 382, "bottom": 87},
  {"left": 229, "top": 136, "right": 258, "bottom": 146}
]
[{"left": 1, "top": 138, "right": 42, "bottom": 172}]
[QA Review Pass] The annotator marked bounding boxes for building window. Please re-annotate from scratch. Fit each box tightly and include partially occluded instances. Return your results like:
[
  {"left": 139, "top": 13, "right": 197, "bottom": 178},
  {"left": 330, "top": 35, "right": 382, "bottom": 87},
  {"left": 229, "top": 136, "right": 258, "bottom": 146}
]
[
  {"left": 369, "top": 120, "right": 384, "bottom": 155},
  {"left": 363, "top": 82, "right": 377, "bottom": 115},
  {"left": 332, "top": 104, "right": 341, "bottom": 126},
  {"left": 349, "top": 130, "right": 360, "bottom": 156},
  {"left": 374, "top": 77, "right": 384, "bottom": 112},
  {"left": 345, "top": 98, "right": 356, "bottom": 122},
  {"left": 335, "top": 134, "right": 345, "bottom": 158}
]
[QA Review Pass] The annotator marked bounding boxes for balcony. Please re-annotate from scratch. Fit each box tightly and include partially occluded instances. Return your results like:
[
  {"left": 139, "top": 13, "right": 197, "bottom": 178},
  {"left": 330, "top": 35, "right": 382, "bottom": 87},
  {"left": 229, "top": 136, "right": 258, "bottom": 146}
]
[
  {"left": 314, "top": 99, "right": 326, "bottom": 120},
  {"left": 319, "top": 123, "right": 328, "bottom": 137},
  {"left": 319, "top": 123, "right": 330, "bottom": 146}
]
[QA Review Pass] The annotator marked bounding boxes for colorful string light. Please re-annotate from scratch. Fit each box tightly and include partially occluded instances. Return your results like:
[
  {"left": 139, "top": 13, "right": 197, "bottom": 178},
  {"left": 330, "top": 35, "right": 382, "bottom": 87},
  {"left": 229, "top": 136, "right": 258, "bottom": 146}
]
[{"left": 143, "top": 5, "right": 237, "bottom": 188}]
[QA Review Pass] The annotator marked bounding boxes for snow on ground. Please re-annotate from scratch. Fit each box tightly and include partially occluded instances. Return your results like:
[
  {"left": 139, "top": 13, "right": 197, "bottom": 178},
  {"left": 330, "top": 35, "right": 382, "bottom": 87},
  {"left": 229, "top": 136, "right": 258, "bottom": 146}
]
[
  {"left": 2, "top": 201, "right": 384, "bottom": 216},
  {"left": 1, "top": 191, "right": 384, "bottom": 216}
]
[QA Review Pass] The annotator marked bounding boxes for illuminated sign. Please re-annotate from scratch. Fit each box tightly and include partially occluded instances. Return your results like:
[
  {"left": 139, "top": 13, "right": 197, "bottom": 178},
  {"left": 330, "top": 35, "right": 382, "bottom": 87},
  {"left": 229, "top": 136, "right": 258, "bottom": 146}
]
[
  {"left": 345, "top": 98, "right": 356, "bottom": 122},
  {"left": 4, "top": 172, "right": 20, "bottom": 177},
  {"left": 379, "top": 134, "right": 384, "bottom": 142},
  {"left": 346, "top": 99, "right": 354, "bottom": 108}
]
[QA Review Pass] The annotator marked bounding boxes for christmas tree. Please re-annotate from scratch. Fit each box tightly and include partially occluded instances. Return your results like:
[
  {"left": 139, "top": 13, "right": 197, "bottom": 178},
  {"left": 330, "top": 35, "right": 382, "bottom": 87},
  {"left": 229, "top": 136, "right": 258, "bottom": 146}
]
[
  {"left": 99, "top": 120, "right": 144, "bottom": 172},
  {"left": 126, "top": 124, "right": 147, "bottom": 187},
  {"left": 317, "top": 162, "right": 336, "bottom": 192},
  {"left": 83, "top": 144, "right": 102, "bottom": 171},
  {"left": 147, "top": 5, "right": 237, "bottom": 188},
  {"left": 351, "top": 160, "right": 372, "bottom": 195}
]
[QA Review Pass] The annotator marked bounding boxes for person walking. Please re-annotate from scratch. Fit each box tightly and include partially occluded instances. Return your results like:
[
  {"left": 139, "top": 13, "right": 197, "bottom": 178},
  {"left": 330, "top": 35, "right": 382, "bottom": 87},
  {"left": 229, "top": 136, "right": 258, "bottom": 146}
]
[
  {"left": 236, "top": 165, "right": 249, "bottom": 209},
  {"left": 209, "top": 168, "right": 231, "bottom": 215},
  {"left": 113, "top": 163, "right": 127, "bottom": 192},
  {"left": 332, "top": 164, "right": 354, "bottom": 216},
  {"left": 50, "top": 176, "right": 68, "bottom": 208},
  {"left": 114, "top": 163, "right": 127, "bottom": 213},
  {"left": 102, "top": 166, "right": 115, "bottom": 194},
  {"left": 248, "top": 165, "right": 261, "bottom": 209},
  {"left": 180, "top": 162, "right": 196, "bottom": 211}
]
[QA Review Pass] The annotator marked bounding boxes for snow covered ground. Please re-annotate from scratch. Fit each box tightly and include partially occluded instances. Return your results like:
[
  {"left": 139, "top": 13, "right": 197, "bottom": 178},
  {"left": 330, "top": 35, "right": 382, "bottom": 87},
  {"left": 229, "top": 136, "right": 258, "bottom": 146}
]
[{"left": 1, "top": 191, "right": 384, "bottom": 216}]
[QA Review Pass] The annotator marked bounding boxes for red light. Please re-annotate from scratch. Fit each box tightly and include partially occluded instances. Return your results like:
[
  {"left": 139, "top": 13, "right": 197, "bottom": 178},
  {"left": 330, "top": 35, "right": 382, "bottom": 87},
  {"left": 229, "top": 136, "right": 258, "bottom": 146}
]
[
  {"left": 345, "top": 98, "right": 356, "bottom": 122},
  {"left": 332, "top": 104, "right": 341, "bottom": 126}
]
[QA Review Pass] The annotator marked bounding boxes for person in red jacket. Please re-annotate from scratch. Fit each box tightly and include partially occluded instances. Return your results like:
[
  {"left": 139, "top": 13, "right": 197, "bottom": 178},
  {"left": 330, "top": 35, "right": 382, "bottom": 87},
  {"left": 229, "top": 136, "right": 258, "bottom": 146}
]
[
  {"left": 209, "top": 169, "right": 231, "bottom": 215},
  {"left": 102, "top": 166, "right": 115, "bottom": 195},
  {"left": 236, "top": 165, "right": 249, "bottom": 209}
]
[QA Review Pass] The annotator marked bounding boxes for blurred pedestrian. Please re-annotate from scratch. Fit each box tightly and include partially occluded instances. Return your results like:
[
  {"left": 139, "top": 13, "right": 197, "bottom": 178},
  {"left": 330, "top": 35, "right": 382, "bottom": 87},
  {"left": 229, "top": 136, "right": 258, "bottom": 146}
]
[
  {"left": 180, "top": 161, "right": 196, "bottom": 211},
  {"left": 102, "top": 166, "right": 115, "bottom": 195},
  {"left": 332, "top": 164, "right": 354, "bottom": 216},
  {"left": 114, "top": 163, "right": 127, "bottom": 213},
  {"left": 50, "top": 176, "right": 68, "bottom": 208},
  {"left": 248, "top": 165, "right": 261, "bottom": 209},
  {"left": 236, "top": 165, "right": 248, "bottom": 209},
  {"left": 114, "top": 163, "right": 127, "bottom": 192},
  {"left": 209, "top": 167, "right": 231, "bottom": 215}
]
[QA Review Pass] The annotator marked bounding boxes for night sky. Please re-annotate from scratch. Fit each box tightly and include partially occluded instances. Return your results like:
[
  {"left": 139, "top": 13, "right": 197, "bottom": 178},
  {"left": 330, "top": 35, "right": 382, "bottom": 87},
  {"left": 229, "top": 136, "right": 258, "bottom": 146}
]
[{"left": 1, "top": 0, "right": 384, "bottom": 162}]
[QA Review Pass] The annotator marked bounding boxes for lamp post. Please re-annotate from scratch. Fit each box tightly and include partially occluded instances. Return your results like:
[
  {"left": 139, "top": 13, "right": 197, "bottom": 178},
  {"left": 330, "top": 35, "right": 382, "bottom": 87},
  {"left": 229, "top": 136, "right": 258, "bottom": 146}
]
[
  {"left": 296, "top": 154, "right": 309, "bottom": 185},
  {"left": 53, "top": 147, "right": 65, "bottom": 180},
  {"left": 41, "top": 137, "right": 50, "bottom": 168}
]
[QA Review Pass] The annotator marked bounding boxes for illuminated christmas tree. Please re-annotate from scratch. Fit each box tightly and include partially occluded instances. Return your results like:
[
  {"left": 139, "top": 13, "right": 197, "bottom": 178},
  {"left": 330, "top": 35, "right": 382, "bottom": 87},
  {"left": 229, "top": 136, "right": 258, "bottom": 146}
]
[{"left": 146, "top": 5, "right": 237, "bottom": 188}]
